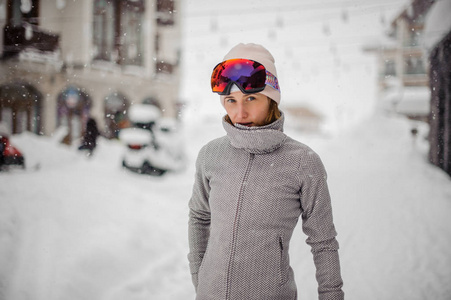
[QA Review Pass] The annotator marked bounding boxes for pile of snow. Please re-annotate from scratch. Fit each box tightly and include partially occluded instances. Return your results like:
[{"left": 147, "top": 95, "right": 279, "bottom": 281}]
[
  {"left": 128, "top": 104, "right": 161, "bottom": 124},
  {"left": 1, "top": 112, "right": 451, "bottom": 300},
  {"left": 395, "top": 86, "right": 431, "bottom": 116},
  {"left": 380, "top": 85, "right": 431, "bottom": 118},
  {"left": 118, "top": 128, "right": 153, "bottom": 145}
]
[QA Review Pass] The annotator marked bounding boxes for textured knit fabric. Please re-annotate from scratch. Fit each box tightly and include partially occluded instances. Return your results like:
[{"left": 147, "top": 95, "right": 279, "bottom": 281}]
[{"left": 188, "top": 114, "right": 344, "bottom": 300}]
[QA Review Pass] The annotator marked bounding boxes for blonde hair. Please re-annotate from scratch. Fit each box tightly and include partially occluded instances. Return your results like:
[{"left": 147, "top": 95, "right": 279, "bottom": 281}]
[
  {"left": 264, "top": 99, "right": 281, "bottom": 125},
  {"left": 225, "top": 98, "right": 281, "bottom": 126}
]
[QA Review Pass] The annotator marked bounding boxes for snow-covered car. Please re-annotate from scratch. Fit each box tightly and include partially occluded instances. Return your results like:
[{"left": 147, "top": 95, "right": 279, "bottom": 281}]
[
  {"left": 0, "top": 126, "right": 25, "bottom": 170},
  {"left": 119, "top": 104, "right": 185, "bottom": 176}
]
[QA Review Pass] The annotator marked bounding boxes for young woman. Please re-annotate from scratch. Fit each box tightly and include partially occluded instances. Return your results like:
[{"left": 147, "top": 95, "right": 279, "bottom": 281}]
[{"left": 188, "top": 43, "right": 344, "bottom": 300}]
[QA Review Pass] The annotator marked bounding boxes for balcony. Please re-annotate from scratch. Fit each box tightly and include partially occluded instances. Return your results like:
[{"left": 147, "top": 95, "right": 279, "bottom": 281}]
[{"left": 2, "top": 23, "right": 59, "bottom": 59}]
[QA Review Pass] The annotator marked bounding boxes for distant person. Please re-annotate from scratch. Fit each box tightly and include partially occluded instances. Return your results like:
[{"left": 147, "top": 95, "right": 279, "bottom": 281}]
[
  {"left": 188, "top": 43, "right": 344, "bottom": 299},
  {"left": 78, "top": 118, "right": 100, "bottom": 156}
]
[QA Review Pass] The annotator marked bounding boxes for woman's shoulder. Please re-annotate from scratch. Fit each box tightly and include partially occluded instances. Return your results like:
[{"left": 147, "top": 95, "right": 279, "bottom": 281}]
[
  {"left": 282, "top": 136, "right": 326, "bottom": 170},
  {"left": 283, "top": 136, "right": 317, "bottom": 154},
  {"left": 197, "top": 136, "right": 229, "bottom": 158},
  {"left": 203, "top": 136, "right": 229, "bottom": 150},
  {"left": 194, "top": 136, "right": 230, "bottom": 172}
]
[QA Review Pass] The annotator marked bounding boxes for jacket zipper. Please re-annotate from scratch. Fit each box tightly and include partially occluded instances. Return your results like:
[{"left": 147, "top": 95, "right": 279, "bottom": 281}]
[
  {"left": 279, "top": 236, "right": 286, "bottom": 285},
  {"left": 225, "top": 153, "right": 254, "bottom": 300}
]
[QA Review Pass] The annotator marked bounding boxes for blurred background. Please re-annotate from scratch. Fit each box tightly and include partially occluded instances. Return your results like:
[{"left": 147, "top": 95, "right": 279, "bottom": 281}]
[
  {"left": 1, "top": 0, "right": 451, "bottom": 299},
  {"left": 1, "top": 0, "right": 450, "bottom": 159}
]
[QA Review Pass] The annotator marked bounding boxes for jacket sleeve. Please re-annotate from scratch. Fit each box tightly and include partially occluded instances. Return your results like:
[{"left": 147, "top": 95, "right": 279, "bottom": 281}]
[
  {"left": 187, "top": 145, "right": 211, "bottom": 290},
  {"left": 299, "top": 150, "right": 344, "bottom": 300}
]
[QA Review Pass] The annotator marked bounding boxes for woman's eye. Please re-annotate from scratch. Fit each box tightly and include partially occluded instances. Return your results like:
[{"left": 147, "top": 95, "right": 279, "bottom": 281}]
[
  {"left": 246, "top": 96, "right": 256, "bottom": 101},
  {"left": 226, "top": 98, "right": 236, "bottom": 103}
]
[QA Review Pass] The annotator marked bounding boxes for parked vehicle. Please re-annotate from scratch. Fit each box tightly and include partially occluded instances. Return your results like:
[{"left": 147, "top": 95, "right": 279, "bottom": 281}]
[
  {"left": 0, "top": 124, "right": 25, "bottom": 170},
  {"left": 119, "top": 104, "right": 185, "bottom": 176}
]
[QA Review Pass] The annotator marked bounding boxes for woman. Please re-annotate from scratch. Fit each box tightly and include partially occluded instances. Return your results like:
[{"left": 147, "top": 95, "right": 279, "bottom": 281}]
[{"left": 188, "top": 43, "right": 344, "bottom": 300}]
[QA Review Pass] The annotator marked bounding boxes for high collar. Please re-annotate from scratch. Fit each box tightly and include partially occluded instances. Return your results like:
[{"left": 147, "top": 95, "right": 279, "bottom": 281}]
[{"left": 222, "top": 113, "right": 287, "bottom": 154}]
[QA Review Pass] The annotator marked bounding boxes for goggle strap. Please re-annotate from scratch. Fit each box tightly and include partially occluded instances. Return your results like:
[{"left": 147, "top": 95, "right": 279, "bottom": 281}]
[{"left": 265, "top": 70, "right": 280, "bottom": 92}]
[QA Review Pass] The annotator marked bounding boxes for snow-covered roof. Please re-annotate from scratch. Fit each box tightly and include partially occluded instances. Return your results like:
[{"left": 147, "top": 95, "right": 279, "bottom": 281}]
[{"left": 423, "top": 0, "right": 451, "bottom": 51}]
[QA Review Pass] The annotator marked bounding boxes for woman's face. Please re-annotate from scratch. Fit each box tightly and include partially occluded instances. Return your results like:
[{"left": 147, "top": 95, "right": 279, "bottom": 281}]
[{"left": 224, "top": 91, "right": 271, "bottom": 127}]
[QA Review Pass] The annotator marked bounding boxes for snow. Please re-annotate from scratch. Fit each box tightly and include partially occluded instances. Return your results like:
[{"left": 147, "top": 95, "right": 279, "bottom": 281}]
[
  {"left": 394, "top": 86, "right": 431, "bottom": 116},
  {"left": 119, "top": 128, "right": 153, "bottom": 145},
  {"left": 1, "top": 111, "right": 451, "bottom": 300},
  {"left": 18, "top": 48, "right": 64, "bottom": 71},
  {"left": 128, "top": 104, "right": 162, "bottom": 124}
]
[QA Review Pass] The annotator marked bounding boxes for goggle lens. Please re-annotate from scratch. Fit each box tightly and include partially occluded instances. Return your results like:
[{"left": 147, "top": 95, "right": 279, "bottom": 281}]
[{"left": 211, "top": 59, "right": 279, "bottom": 95}]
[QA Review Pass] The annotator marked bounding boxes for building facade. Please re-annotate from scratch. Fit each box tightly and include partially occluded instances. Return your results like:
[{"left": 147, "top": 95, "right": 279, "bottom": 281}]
[
  {"left": 364, "top": 0, "right": 451, "bottom": 177},
  {"left": 363, "top": 0, "right": 434, "bottom": 121},
  {"left": 0, "top": 0, "right": 182, "bottom": 142}
]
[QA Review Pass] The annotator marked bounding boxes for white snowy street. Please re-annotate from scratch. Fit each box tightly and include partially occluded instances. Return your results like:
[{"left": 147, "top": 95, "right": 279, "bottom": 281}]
[{"left": 1, "top": 111, "right": 451, "bottom": 300}]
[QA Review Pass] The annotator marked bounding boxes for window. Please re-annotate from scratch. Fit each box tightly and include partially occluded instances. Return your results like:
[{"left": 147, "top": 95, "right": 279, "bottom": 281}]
[
  {"left": 0, "top": 82, "right": 42, "bottom": 135},
  {"left": 92, "top": 0, "right": 116, "bottom": 62},
  {"left": 3, "top": 0, "right": 58, "bottom": 57},
  {"left": 121, "top": 2, "right": 144, "bottom": 66},
  {"left": 405, "top": 29, "right": 422, "bottom": 47},
  {"left": 384, "top": 60, "right": 396, "bottom": 77},
  {"left": 7, "top": 0, "right": 40, "bottom": 26},
  {"left": 92, "top": 0, "right": 144, "bottom": 66},
  {"left": 404, "top": 56, "right": 425, "bottom": 75},
  {"left": 157, "top": 0, "right": 175, "bottom": 26}
]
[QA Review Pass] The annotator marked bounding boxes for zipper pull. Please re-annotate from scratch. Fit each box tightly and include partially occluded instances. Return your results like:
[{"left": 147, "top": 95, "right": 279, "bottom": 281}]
[{"left": 279, "top": 236, "right": 284, "bottom": 250}]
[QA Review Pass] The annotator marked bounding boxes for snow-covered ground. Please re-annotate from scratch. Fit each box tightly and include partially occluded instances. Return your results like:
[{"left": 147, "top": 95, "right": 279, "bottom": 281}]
[{"left": 1, "top": 110, "right": 451, "bottom": 300}]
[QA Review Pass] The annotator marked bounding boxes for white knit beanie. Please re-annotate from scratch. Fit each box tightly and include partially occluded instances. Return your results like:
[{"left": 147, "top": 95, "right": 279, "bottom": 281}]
[{"left": 218, "top": 43, "right": 281, "bottom": 105}]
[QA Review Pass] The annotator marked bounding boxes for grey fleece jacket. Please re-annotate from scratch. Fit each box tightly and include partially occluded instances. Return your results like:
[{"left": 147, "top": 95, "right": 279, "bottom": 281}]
[{"left": 188, "top": 114, "right": 344, "bottom": 300}]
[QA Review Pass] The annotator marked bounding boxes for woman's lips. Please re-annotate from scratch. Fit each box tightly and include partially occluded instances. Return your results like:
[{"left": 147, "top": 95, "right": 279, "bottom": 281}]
[{"left": 237, "top": 122, "right": 253, "bottom": 127}]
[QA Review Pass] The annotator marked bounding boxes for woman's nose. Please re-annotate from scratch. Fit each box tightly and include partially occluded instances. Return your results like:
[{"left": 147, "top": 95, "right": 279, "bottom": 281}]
[{"left": 236, "top": 103, "right": 248, "bottom": 119}]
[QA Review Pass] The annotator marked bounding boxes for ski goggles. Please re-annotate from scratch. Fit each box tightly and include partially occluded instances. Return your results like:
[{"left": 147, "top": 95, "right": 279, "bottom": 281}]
[{"left": 211, "top": 58, "right": 280, "bottom": 95}]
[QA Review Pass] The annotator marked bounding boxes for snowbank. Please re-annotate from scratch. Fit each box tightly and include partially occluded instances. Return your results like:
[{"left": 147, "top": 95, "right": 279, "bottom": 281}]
[
  {"left": 395, "top": 86, "right": 431, "bottom": 116},
  {"left": 1, "top": 113, "right": 451, "bottom": 300}
]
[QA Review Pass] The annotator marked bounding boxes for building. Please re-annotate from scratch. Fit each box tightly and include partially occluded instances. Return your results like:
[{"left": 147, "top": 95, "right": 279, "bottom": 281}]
[
  {"left": 0, "top": 0, "right": 182, "bottom": 143},
  {"left": 364, "top": 0, "right": 451, "bottom": 176},
  {"left": 423, "top": 0, "right": 451, "bottom": 176},
  {"left": 363, "top": 0, "right": 435, "bottom": 122}
]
